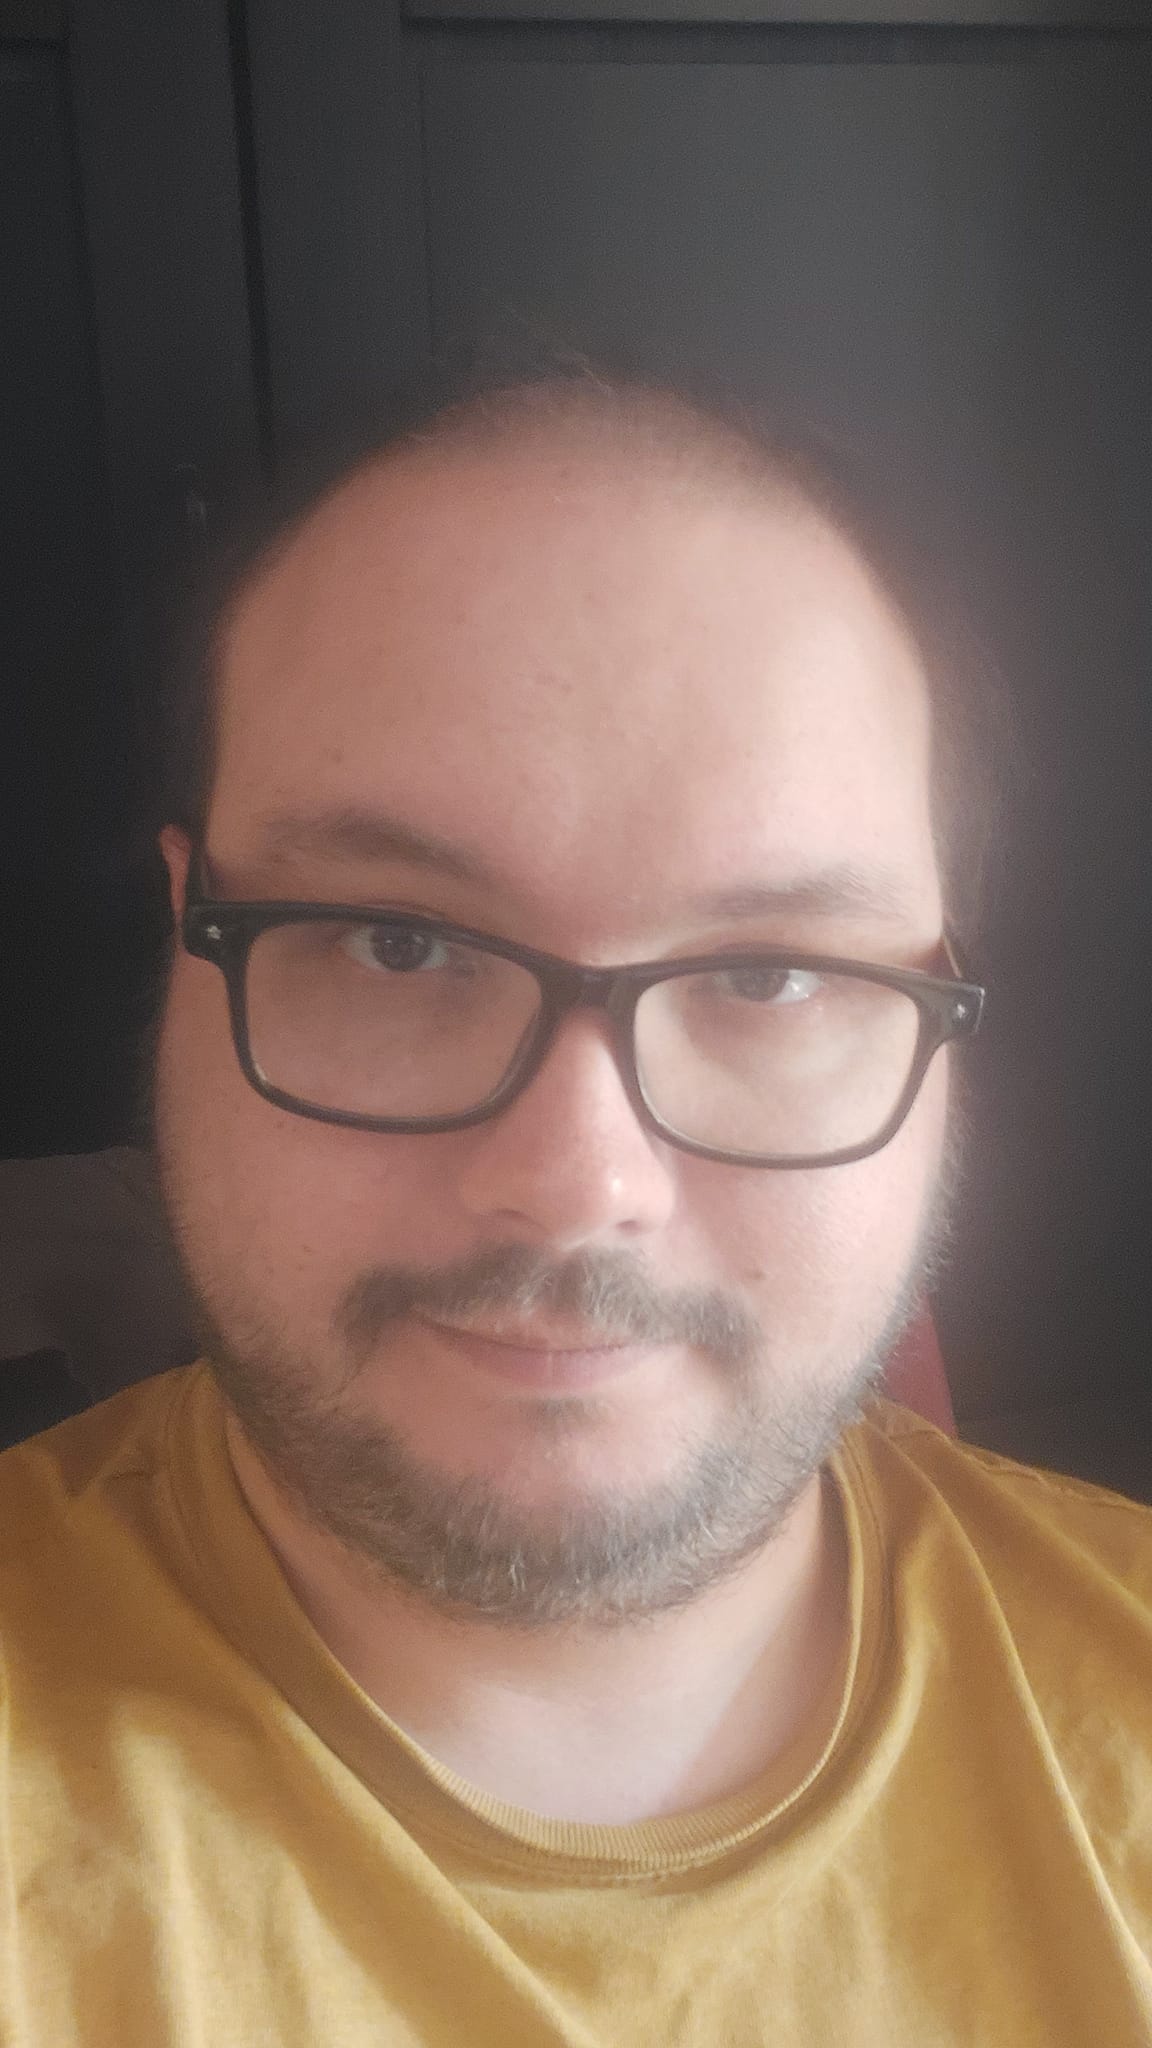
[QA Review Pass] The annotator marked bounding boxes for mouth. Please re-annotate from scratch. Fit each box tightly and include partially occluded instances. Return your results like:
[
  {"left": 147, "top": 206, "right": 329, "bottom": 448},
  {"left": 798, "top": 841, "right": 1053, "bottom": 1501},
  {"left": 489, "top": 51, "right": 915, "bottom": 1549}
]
[{"left": 415, "top": 1314, "right": 658, "bottom": 1393}]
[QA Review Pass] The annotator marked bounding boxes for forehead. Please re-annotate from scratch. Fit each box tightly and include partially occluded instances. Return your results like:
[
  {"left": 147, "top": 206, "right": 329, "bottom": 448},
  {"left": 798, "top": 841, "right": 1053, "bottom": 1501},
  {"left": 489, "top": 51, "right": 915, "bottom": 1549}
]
[{"left": 210, "top": 442, "right": 939, "bottom": 937}]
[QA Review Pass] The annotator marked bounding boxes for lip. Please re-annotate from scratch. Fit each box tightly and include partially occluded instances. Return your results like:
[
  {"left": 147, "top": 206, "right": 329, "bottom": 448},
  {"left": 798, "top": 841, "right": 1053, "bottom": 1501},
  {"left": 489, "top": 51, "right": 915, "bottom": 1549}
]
[{"left": 417, "top": 1316, "right": 655, "bottom": 1393}]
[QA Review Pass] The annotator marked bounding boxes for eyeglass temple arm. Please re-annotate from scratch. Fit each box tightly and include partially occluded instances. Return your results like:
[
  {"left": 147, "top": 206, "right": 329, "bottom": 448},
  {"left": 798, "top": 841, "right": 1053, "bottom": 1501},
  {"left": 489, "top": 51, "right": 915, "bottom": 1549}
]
[{"left": 941, "top": 925, "right": 978, "bottom": 983}]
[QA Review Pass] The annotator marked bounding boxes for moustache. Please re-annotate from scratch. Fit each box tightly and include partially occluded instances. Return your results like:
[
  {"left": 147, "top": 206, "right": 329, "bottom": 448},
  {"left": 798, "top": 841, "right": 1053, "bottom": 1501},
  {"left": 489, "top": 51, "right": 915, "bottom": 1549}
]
[{"left": 336, "top": 1243, "right": 761, "bottom": 1371}]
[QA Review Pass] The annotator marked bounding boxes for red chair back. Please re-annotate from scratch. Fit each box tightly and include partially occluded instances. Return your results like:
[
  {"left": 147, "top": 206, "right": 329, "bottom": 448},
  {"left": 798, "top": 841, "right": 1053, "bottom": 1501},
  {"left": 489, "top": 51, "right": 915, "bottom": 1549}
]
[{"left": 882, "top": 1312, "right": 957, "bottom": 1435}]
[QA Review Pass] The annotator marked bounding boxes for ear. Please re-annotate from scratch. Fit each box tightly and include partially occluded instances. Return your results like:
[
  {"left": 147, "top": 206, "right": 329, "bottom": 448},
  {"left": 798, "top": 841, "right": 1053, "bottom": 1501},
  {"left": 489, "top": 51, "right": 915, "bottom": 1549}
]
[{"left": 159, "top": 826, "right": 192, "bottom": 921}]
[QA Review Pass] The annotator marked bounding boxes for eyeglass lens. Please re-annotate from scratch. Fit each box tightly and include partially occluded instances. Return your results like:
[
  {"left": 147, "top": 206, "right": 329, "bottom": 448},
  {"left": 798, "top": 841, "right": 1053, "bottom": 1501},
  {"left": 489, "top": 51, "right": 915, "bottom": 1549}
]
[{"left": 241, "top": 919, "right": 923, "bottom": 1157}]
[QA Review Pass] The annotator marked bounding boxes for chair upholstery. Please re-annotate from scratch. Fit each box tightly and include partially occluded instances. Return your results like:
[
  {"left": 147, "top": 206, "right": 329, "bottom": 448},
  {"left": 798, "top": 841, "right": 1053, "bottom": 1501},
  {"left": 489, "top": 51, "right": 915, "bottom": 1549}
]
[{"left": 884, "top": 1312, "right": 957, "bottom": 1435}]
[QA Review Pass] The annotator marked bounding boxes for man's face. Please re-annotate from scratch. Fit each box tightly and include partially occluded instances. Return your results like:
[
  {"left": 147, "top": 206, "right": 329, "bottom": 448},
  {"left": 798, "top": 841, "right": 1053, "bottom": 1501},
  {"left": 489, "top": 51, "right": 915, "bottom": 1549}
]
[{"left": 156, "top": 440, "right": 948, "bottom": 1623}]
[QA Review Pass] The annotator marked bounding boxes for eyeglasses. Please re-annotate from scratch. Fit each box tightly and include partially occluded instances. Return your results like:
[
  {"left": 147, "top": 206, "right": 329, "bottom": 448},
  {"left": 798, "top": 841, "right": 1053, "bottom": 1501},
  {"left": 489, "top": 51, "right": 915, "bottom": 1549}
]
[{"left": 182, "top": 890, "right": 984, "bottom": 1170}]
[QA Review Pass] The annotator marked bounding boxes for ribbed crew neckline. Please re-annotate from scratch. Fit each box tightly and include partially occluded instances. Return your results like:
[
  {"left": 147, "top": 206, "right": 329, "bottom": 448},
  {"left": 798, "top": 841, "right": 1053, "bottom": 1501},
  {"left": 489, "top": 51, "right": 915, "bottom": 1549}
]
[{"left": 165, "top": 1362, "right": 888, "bottom": 1881}]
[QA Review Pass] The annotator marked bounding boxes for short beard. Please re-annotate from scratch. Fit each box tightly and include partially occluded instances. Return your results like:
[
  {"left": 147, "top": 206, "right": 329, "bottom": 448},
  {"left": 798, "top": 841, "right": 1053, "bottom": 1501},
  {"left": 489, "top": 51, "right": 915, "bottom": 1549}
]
[{"left": 173, "top": 1212, "right": 946, "bottom": 1631}]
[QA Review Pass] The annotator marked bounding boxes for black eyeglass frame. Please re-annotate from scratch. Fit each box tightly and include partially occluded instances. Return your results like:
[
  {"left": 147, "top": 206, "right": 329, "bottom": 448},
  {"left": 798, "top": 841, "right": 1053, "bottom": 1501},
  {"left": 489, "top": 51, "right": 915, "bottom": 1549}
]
[{"left": 182, "top": 890, "right": 985, "bottom": 1169}]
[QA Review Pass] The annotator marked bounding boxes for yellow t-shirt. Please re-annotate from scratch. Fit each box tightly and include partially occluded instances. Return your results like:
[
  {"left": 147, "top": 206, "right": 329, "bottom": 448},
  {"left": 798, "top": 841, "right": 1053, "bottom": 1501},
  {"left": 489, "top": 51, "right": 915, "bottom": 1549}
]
[{"left": 2, "top": 1363, "right": 1151, "bottom": 2047}]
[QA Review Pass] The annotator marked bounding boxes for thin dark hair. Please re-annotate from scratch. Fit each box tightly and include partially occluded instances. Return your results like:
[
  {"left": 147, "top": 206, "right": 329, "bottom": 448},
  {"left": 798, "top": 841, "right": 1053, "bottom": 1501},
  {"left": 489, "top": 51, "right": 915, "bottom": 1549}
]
[{"left": 152, "top": 362, "right": 1011, "bottom": 953}]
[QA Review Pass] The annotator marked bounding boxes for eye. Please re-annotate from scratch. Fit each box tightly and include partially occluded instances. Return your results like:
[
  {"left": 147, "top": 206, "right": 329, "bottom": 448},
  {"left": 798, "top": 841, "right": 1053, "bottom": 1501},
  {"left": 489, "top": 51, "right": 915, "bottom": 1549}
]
[
  {"left": 718, "top": 964, "right": 823, "bottom": 1005},
  {"left": 343, "top": 924, "right": 456, "bottom": 974}
]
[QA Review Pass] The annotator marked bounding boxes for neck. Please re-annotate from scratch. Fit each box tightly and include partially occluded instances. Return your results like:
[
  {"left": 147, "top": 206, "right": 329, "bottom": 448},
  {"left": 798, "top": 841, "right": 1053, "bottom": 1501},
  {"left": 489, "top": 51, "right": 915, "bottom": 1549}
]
[{"left": 224, "top": 1414, "right": 851, "bottom": 1826}]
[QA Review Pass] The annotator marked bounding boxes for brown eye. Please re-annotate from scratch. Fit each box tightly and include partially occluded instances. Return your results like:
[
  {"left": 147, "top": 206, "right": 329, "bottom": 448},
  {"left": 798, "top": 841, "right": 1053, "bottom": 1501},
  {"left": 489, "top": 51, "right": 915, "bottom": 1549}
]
[
  {"left": 717, "top": 965, "right": 821, "bottom": 1005},
  {"left": 348, "top": 926, "right": 446, "bottom": 974}
]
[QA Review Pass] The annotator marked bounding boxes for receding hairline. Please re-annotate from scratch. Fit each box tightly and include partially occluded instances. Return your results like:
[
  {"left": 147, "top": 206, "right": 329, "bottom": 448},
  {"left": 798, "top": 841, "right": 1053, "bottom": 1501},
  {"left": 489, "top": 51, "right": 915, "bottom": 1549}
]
[
  {"left": 219, "top": 379, "right": 907, "bottom": 658},
  {"left": 166, "top": 373, "right": 1003, "bottom": 949}
]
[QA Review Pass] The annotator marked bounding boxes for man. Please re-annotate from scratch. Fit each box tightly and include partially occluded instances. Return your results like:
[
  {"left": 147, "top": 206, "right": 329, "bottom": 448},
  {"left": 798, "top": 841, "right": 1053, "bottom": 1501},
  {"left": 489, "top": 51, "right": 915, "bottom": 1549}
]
[{"left": 2, "top": 377, "right": 1150, "bottom": 2045}]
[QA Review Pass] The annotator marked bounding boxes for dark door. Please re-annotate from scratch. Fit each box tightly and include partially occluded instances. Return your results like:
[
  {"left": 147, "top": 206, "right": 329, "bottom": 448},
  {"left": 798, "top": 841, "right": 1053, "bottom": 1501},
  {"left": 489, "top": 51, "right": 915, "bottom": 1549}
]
[
  {"left": 2, "top": 23, "right": 139, "bottom": 1154},
  {"left": 1, "top": 0, "right": 263, "bottom": 1157}
]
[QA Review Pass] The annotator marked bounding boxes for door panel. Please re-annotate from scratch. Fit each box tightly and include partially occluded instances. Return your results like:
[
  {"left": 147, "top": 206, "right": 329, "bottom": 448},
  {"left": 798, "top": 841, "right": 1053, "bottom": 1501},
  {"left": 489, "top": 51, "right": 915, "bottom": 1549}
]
[
  {"left": 2, "top": 1, "right": 262, "bottom": 1156},
  {"left": 406, "top": 2, "right": 1142, "bottom": 22},
  {"left": 1, "top": 44, "right": 144, "bottom": 1153}
]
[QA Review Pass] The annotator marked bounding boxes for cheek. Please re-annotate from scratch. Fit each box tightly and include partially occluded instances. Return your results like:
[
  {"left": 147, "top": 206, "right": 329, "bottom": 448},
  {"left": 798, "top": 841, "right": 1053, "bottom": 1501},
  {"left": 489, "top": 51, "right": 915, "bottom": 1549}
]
[
  {"left": 157, "top": 951, "right": 948, "bottom": 1360},
  {"left": 156, "top": 959, "right": 467, "bottom": 1295},
  {"left": 696, "top": 1058, "right": 948, "bottom": 1338}
]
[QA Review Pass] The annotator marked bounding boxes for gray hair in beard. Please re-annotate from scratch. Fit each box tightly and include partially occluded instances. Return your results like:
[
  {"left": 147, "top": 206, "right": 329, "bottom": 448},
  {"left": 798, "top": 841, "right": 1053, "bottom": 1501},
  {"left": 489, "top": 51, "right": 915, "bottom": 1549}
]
[{"left": 201, "top": 1213, "right": 942, "bottom": 1630}]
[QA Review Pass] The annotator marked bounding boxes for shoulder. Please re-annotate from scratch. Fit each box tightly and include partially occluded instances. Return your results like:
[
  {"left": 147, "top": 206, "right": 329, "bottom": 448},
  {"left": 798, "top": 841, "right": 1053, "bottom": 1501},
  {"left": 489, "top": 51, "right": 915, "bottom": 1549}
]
[
  {"left": 0, "top": 1366, "right": 201, "bottom": 1570},
  {"left": 843, "top": 1395, "right": 1152, "bottom": 1622}
]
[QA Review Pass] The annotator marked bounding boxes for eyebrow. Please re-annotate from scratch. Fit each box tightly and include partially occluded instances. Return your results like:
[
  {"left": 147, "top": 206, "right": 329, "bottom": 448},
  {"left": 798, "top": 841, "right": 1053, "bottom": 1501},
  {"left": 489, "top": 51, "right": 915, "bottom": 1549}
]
[
  {"left": 692, "top": 872, "right": 919, "bottom": 925},
  {"left": 255, "top": 805, "right": 921, "bottom": 927},
  {"left": 259, "top": 805, "right": 490, "bottom": 885}
]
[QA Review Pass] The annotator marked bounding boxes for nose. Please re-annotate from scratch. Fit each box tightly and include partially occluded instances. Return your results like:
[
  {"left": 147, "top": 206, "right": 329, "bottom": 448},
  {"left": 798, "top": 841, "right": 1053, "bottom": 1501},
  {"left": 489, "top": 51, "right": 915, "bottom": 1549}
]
[{"left": 454, "top": 1007, "right": 679, "bottom": 1247}]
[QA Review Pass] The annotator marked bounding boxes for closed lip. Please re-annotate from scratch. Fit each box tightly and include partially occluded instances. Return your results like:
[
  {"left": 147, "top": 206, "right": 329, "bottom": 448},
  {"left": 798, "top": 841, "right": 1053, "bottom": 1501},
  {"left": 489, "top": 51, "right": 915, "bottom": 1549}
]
[
  {"left": 415, "top": 1314, "right": 656, "bottom": 1391},
  {"left": 418, "top": 1314, "right": 632, "bottom": 1355}
]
